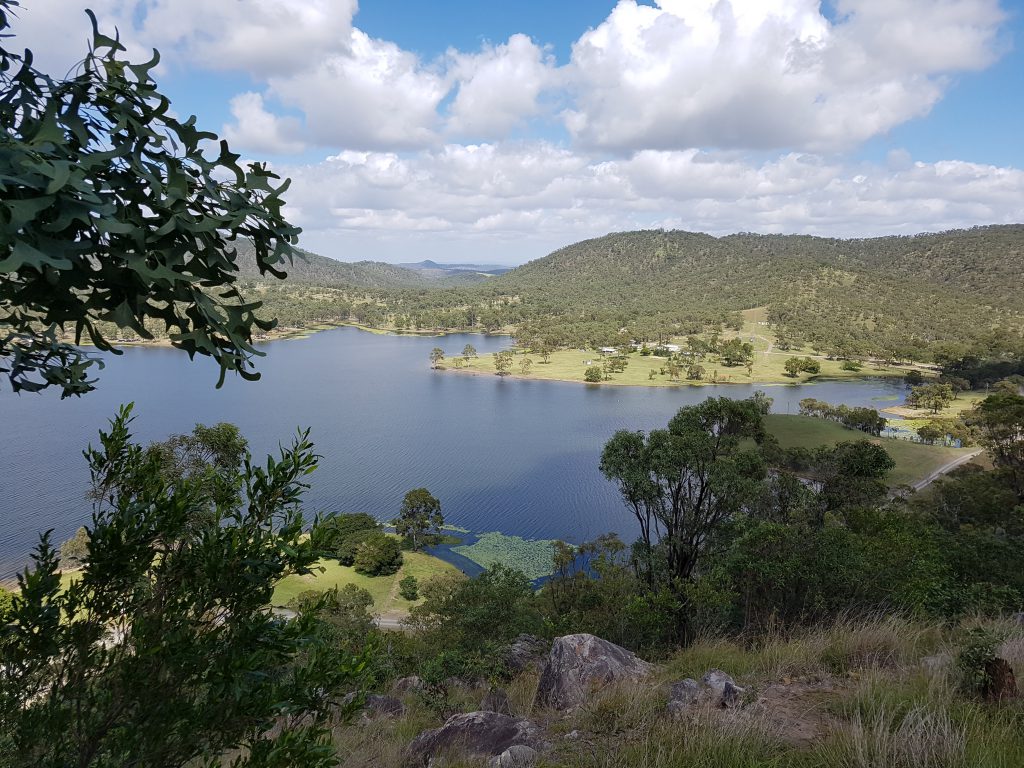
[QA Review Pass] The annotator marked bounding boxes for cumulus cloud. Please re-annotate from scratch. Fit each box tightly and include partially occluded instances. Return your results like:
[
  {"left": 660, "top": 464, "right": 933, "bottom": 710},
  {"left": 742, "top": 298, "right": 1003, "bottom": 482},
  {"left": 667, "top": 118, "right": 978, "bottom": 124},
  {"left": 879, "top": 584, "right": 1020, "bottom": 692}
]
[
  {"left": 445, "top": 34, "right": 558, "bottom": 139},
  {"left": 222, "top": 93, "right": 306, "bottom": 155},
  {"left": 259, "top": 30, "right": 447, "bottom": 150},
  {"left": 274, "top": 143, "right": 1024, "bottom": 262},
  {"left": 139, "top": 0, "right": 357, "bottom": 76},
  {"left": 563, "top": 0, "right": 1006, "bottom": 152}
]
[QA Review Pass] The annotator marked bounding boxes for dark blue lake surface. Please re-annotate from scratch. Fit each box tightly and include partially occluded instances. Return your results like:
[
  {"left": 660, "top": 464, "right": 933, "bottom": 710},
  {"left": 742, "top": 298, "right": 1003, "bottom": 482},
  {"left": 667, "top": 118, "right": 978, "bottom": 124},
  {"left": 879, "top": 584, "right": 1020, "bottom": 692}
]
[{"left": 0, "top": 327, "right": 905, "bottom": 578}]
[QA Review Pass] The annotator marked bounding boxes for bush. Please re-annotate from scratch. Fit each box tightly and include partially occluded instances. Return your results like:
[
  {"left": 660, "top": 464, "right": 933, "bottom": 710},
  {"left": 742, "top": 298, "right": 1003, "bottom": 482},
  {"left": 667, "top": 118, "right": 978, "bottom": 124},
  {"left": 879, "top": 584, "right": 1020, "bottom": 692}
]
[
  {"left": 59, "top": 527, "right": 89, "bottom": 568},
  {"left": 336, "top": 529, "right": 381, "bottom": 567},
  {"left": 353, "top": 532, "right": 403, "bottom": 576},
  {"left": 956, "top": 626, "right": 1006, "bottom": 696},
  {"left": 841, "top": 360, "right": 863, "bottom": 371},
  {"left": 289, "top": 585, "right": 376, "bottom": 653},
  {"left": 408, "top": 564, "right": 543, "bottom": 678},
  {"left": 0, "top": 586, "right": 14, "bottom": 622},
  {"left": 310, "top": 513, "right": 379, "bottom": 558},
  {"left": 584, "top": 366, "right": 603, "bottom": 382},
  {"left": 399, "top": 575, "right": 419, "bottom": 601}
]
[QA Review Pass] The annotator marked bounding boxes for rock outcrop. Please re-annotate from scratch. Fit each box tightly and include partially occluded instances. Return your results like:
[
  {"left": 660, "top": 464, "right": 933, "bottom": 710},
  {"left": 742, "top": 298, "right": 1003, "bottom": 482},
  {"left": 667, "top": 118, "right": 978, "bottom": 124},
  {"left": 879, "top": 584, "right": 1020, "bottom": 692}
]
[
  {"left": 502, "top": 634, "right": 548, "bottom": 675},
  {"left": 702, "top": 668, "right": 745, "bottom": 707},
  {"left": 407, "top": 711, "right": 543, "bottom": 766},
  {"left": 666, "top": 669, "right": 746, "bottom": 716},
  {"left": 533, "top": 633, "right": 654, "bottom": 710}
]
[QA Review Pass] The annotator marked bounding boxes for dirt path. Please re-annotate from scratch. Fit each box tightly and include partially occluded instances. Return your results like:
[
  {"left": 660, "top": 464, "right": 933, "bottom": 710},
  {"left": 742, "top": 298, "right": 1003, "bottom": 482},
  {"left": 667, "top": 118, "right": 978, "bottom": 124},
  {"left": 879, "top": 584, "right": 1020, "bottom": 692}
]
[{"left": 912, "top": 449, "right": 983, "bottom": 491}]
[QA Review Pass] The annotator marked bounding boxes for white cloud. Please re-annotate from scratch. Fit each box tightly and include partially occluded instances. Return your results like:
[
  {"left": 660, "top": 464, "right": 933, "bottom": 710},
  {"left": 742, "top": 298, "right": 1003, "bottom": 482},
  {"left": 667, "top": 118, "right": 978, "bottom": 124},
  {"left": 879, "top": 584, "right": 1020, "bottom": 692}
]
[
  {"left": 222, "top": 93, "right": 306, "bottom": 155},
  {"left": 563, "top": 0, "right": 1005, "bottom": 152},
  {"left": 445, "top": 34, "right": 558, "bottom": 139},
  {"left": 274, "top": 143, "right": 1024, "bottom": 263},
  {"left": 139, "top": 0, "right": 357, "bottom": 76},
  {"left": 255, "top": 29, "right": 446, "bottom": 150}
]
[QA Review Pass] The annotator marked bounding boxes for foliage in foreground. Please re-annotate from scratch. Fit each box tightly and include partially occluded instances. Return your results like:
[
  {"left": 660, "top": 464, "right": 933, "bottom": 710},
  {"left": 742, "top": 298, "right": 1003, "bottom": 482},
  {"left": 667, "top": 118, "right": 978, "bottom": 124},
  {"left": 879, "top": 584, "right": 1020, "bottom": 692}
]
[
  {"left": 0, "top": 407, "right": 366, "bottom": 767},
  {"left": 0, "top": 1, "right": 298, "bottom": 395}
]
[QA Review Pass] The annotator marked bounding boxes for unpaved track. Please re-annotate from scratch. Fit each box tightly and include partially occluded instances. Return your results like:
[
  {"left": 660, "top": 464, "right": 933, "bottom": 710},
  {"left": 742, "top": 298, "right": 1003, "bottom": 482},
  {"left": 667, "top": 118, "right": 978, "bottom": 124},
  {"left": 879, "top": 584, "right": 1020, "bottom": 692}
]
[{"left": 912, "top": 450, "right": 983, "bottom": 491}]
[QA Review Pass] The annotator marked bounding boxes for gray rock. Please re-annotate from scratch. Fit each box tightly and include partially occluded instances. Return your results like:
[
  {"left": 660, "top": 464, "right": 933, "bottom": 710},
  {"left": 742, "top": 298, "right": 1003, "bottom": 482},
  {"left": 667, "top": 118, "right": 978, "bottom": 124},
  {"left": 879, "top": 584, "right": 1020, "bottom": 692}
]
[
  {"left": 666, "top": 678, "right": 700, "bottom": 716},
  {"left": 487, "top": 744, "right": 539, "bottom": 768},
  {"left": 407, "top": 711, "right": 543, "bottom": 766},
  {"left": 700, "top": 671, "right": 749, "bottom": 708},
  {"left": 701, "top": 669, "right": 736, "bottom": 692},
  {"left": 481, "top": 687, "right": 513, "bottom": 715},
  {"left": 393, "top": 675, "right": 424, "bottom": 695},
  {"left": 533, "top": 633, "right": 654, "bottom": 711},
  {"left": 720, "top": 681, "right": 744, "bottom": 708},
  {"left": 702, "top": 669, "right": 745, "bottom": 707},
  {"left": 503, "top": 634, "right": 548, "bottom": 675}
]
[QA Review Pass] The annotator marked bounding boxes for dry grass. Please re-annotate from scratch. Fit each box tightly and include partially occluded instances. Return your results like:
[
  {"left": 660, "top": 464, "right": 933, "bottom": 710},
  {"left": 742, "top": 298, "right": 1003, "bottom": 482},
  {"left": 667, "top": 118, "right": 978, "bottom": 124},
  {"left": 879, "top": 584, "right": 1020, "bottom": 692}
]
[{"left": 327, "top": 616, "right": 1024, "bottom": 768}]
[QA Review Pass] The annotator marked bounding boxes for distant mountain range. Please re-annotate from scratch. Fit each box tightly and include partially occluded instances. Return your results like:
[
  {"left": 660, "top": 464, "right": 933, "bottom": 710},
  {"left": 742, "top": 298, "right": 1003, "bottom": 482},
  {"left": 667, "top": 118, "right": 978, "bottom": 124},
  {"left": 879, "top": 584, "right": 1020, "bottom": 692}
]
[
  {"left": 397, "top": 259, "right": 511, "bottom": 275},
  {"left": 231, "top": 241, "right": 506, "bottom": 289}
]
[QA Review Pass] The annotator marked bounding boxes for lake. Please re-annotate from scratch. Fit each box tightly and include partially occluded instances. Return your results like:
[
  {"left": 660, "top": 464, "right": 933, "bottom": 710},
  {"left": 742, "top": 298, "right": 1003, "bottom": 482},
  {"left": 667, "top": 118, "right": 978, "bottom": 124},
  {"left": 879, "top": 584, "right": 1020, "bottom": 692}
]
[{"left": 0, "top": 327, "right": 907, "bottom": 578}]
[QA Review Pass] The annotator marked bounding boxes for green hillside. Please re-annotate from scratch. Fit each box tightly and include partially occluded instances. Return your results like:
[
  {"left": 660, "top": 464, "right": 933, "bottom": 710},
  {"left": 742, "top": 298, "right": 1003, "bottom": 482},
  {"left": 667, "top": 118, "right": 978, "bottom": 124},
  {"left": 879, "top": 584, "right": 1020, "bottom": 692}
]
[{"left": 358, "top": 226, "right": 1024, "bottom": 361}]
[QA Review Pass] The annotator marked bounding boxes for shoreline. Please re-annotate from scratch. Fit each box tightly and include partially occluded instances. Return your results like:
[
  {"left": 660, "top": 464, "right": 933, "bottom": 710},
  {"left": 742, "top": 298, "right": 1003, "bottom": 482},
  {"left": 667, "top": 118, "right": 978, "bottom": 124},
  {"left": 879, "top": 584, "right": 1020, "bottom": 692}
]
[
  {"left": 69, "top": 321, "right": 511, "bottom": 352},
  {"left": 71, "top": 322, "right": 920, "bottom": 391},
  {"left": 436, "top": 362, "right": 907, "bottom": 389}
]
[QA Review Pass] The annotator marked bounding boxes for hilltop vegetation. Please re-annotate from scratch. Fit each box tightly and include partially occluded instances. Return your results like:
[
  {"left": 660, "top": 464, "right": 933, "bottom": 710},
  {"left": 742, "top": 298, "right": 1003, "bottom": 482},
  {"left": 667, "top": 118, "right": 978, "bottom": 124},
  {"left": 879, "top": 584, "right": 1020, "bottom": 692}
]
[{"left": 239, "top": 226, "right": 1024, "bottom": 366}]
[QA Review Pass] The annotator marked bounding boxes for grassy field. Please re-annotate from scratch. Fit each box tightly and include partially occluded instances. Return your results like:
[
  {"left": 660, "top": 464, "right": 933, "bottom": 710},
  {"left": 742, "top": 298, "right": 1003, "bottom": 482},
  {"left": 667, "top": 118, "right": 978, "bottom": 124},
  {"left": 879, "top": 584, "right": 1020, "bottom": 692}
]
[
  {"left": 765, "top": 414, "right": 976, "bottom": 487},
  {"left": 880, "top": 390, "right": 986, "bottom": 421},
  {"left": 271, "top": 550, "right": 462, "bottom": 612},
  {"left": 441, "top": 311, "right": 919, "bottom": 387}
]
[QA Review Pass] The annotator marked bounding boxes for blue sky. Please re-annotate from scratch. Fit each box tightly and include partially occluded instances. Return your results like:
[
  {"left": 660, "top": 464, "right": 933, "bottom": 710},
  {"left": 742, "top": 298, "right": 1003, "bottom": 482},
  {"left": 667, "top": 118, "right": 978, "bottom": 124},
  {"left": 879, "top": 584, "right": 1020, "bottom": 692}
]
[{"left": 9, "top": 0, "right": 1024, "bottom": 264}]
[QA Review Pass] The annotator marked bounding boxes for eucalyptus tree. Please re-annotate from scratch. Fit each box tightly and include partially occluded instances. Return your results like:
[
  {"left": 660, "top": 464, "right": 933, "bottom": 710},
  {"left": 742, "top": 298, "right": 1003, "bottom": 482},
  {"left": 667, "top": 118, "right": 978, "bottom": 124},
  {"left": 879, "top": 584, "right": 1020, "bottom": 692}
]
[{"left": 600, "top": 395, "right": 771, "bottom": 596}]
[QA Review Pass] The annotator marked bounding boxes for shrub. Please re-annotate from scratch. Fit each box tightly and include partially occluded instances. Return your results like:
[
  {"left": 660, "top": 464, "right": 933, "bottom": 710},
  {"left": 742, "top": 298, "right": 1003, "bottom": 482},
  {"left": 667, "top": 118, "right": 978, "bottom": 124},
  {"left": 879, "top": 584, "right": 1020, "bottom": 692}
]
[
  {"left": 0, "top": 586, "right": 14, "bottom": 622},
  {"left": 353, "top": 532, "right": 403, "bottom": 576},
  {"left": 584, "top": 366, "right": 603, "bottom": 383},
  {"left": 399, "top": 575, "right": 419, "bottom": 601},
  {"left": 59, "top": 527, "right": 89, "bottom": 568},
  {"left": 336, "top": 528, "right": 381, "bottom": 567},
  {"left": 956, "top": 626, "right": 1008, "bottom": 698},
  {"left": 310, "top": 513, "right": 379, "bottom": 558}
]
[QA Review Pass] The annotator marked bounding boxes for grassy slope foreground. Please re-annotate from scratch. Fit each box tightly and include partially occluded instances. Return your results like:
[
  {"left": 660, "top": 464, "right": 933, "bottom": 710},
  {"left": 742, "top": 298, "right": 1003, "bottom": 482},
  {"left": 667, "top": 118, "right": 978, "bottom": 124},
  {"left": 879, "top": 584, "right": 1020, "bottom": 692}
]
[{"left": 332, "top": 615, "right": 1024, "bottom": 767}]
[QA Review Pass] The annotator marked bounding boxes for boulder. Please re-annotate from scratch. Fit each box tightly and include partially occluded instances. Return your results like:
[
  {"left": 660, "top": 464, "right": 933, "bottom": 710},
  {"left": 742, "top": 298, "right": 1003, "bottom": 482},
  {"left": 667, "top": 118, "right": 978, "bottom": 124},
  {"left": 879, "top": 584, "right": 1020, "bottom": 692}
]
[
  {"left": 666, "top": 678, "right": 700, "bottom": 717},
  {"left": 702, "top": 669, "right": 744, "bottom": 708},
  {"left": 503, "top": 634, "right": 548, "bottom": 675},
  {"left": 481, "top": 687, "right": 513, "bottom": 715},
  {"left": 487, "top": 744, "right": 539, "bottom": 768},
  {"left": 533, "top": 634, "right": 654, "bottom": 710},
  {"left": 407, "top": 711, "right": 543, "bottom": 767}
]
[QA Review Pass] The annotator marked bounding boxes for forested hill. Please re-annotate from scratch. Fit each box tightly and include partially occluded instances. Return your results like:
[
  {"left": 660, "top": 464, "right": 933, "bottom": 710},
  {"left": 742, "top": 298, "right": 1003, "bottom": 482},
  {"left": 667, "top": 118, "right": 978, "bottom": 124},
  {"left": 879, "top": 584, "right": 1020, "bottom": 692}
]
[
  {"left": 458, "top": 225, "right": 1024, "bottom": 360},
  {"left": 228, "top": 226, "right": 1024, "bottom": 362},
  {"left": 231, "top": 240, "right": 490, "bottom": 289}
]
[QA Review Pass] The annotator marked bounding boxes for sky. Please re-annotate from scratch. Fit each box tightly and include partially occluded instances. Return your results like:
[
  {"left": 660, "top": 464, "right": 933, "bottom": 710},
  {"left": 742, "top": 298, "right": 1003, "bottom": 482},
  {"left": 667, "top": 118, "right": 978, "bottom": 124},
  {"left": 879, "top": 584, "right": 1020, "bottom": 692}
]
[{"left": 7, "top": 0, "right": 1024, "bottom": 265}]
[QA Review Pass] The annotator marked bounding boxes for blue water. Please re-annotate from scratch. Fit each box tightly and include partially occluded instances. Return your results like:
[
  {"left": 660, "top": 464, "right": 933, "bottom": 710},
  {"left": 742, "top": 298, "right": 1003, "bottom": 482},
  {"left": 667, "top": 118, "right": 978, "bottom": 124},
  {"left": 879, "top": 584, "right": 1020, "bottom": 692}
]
[{"left": 0, "top": 327, "right": 906, "bottom": 578}]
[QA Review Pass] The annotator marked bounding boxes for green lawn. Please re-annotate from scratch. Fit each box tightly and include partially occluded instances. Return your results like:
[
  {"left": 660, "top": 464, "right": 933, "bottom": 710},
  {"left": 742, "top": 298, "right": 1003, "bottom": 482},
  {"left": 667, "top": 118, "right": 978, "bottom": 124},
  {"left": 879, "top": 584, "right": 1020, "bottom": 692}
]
[
  {"left": 764, "top": 414, "right": 975, "bottom": 487},
  {"left": 443, "top": 315, "right": 918, "bottom": 388},
  {"left": 270, "top": 550, "right": 462, "bottom": 612}
]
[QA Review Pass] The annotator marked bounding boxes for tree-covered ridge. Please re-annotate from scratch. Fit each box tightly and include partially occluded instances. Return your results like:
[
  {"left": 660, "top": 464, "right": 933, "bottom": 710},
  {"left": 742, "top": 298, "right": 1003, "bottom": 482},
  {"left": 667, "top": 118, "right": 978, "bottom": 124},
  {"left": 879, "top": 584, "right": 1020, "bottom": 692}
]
[{"left": 481, "top": 226, "right": 1024, "bottom": 358}]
